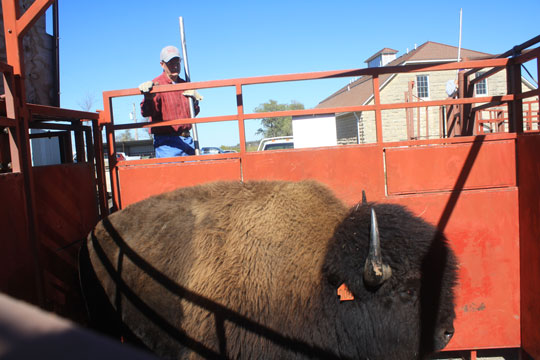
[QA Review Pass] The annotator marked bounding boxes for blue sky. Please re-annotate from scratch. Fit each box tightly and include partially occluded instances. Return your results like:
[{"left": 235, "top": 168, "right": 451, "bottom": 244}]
[{"left": 56, "top": 0, "right": 539, "bottom": 147}]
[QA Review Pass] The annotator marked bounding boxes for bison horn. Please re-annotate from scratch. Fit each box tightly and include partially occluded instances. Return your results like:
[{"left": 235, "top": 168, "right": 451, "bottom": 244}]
[
  {"left": 363, "top": 208, "right": 392, "bottom": 288},
  {"left": 362, "top": 190, "right": 367, "bottom": 204}
]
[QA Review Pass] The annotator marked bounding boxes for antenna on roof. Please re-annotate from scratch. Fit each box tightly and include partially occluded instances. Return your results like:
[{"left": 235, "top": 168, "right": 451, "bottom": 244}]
[{"left": 457, "top": 8, "right": 463, "bottom": 63}]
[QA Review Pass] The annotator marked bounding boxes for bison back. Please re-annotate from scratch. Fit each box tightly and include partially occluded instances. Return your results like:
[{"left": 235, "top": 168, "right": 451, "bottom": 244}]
[{"left": 85, "top": 180, "right": 348, "bottom": 358}]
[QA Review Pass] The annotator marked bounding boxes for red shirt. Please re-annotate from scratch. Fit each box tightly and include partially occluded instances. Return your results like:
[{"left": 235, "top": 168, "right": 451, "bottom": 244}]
[{"left": 140, "top": 72, "right": 192, "bottom": 135}]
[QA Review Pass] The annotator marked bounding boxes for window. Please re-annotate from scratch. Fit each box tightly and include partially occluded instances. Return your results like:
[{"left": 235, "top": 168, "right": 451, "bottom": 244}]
[
  {"left": 475, "top": 72, "right": 488, "bottom": 95},
  {"left": 416, "top": 75, "right": 429, "bottom": 99}
]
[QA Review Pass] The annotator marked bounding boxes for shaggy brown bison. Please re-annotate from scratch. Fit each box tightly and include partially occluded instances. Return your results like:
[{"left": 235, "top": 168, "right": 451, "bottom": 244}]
[{"left": 80, "top": 180, "right": 458, "bottom": 360}]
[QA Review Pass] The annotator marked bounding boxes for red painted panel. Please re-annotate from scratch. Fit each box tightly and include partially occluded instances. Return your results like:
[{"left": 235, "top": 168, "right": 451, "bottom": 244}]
[
  {"left": 112, "top": 139, "right": 525, "bottom": 352},
  {"left": 243, "top": 145, "right": 386, "bottom": 206},
  {"left": 0, "top": 173, "right": 38, "bottom": 303},
  {"left": 386, "top": 140, "right": 516, "bottom": 194},
  {"left": 389, "top": 189, "right": 521, "bottom": 350},
  {"left": 33, "top": 163, "right": 100, "bottom": 319},
  {"left": 516, "top": 133, "right": 540, "bottom": 359},
  {"left": 117, "top": 159, "right": 242, "bottom": 208},
  {"left": 33, "top": 164, "right": 99, "bottom": 248}
]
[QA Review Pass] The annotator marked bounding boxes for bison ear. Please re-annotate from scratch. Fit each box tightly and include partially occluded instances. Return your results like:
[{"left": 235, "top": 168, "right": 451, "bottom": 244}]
[{"left": 363, "top": 208, "right": 392, "bottom": 288}]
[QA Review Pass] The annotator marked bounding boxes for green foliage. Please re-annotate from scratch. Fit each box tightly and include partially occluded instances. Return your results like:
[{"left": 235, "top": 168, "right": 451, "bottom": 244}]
[
  {"left": 116, "top": 130, "right": 134, "bottom": 142},
  {"left": 254, "top": 100, "right": 304, "bottom": 138},
  {"left": 220, "top": 141, "right": 260, "bottom": 153}
]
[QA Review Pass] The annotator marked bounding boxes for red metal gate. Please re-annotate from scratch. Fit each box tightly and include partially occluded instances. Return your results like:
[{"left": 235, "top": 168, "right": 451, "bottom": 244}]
[
  {"left": 1, "top": 0, "right": 539, "bottom": 357},
  {"left": 99, "top": 37, "right": 540, "bottom": 358},
  {"left": 0, "top": 0, "right": 102, "bottom": 321}
]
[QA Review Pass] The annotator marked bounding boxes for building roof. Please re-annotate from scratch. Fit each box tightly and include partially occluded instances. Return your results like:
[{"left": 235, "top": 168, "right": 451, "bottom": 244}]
[
  {"left": 364, "top": 48, "right": 398, "bottom": 63},
  {"left": 316, "top": 41, "right": 492, "bottom": 109}
]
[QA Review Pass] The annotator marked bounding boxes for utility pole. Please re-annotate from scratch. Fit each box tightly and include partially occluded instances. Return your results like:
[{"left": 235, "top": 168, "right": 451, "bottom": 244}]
[{"left": 131, "top": 103, "right": 139, "bottom": 140}]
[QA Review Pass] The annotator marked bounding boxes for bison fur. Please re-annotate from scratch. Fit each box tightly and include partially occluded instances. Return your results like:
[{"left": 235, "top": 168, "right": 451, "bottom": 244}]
[{"left": 80, "top": 180, "right": 458, "bottom": 360}]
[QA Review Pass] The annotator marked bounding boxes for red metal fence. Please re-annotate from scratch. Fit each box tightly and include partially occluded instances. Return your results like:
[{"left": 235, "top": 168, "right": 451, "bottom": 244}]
[
  {"left": 99, "top": 37, "right": 540, "bottom": 359},
  {"left": 0, "top": 0, "right": 102, "bottom": 320},
  {"left": 476, "top": 99, "right": 539, "bottom": 134},
  {"left": 1, "top": 0, "right": 540, "bottom": 357}
]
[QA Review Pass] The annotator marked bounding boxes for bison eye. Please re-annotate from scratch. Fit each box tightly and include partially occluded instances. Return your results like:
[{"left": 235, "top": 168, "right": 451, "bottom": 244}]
[{"left": 399, "top": 288, "right": 417, "bottom": 302}]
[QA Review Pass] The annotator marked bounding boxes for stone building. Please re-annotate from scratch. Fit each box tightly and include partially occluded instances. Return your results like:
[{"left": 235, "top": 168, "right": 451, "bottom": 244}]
[{"left": 315, "top": 41, "right": 538, "bottom": 144}]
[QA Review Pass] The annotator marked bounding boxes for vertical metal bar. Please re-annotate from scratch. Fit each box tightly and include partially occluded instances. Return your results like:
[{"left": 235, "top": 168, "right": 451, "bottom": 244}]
[
  {"left": 73, "top": 121, "right": 85, "bottom": 162},
  {"left": 526, "top": 101, "right": 532, "bottom": 131},
  {"left": 373, "top": 75, "right": 383, "bottom": 143},
  {"left": 507, "top": 61, "right": 523, "bottom": 133},
  {"left": 404, "top": 91, "right": 410, "bottom": 139},
  {"left": 416, "top": 103, "right": 420, "bottom": 139},
  {"left": 52, "top": 1, "right": 59, "bottom": 107},
  {"left": 438, "top": 106, "right": 442, "bottom": 138},
  {"left": 102, "top": 94, "right": 119, "bottom": 211},
  {"left": 3, "top": 70, "right": 20, "bottom": 172},
  {"left": 106, "top": 123, "right": 120, "bottom": 211},
  {"left": 84, "top": 127, "right": 100, "bottom": 217},
  {"left": 236, "top": 83, "right": 246, "bottom": 182},
  {"left": 59, "top": 130, "right": 73, "bottom": 163},
  {"left": 18, "top": 94, "right": 45, "bottom": 308},
  {"left": 537, "top": 56, "right": 540, "bottom": 130},
  {"left": 2, "top": 0, "right": 45, "bottom": 307},
  {"left": 236, "top": 84, "right": 246, "bottom": 154},
  {"left": 179, "top": 16, "right": 200, "bottom": 155},
  {"left": 407, "top": 81, "right": 414, "bottom": 139},
  {"left": 457, "top": 70, "right": 466, "bottom": 135},
  {"left": 92, "top": 118, "right": 108, "bottom": 217},
  {"left": 476, "top": 112, "right": 482, "bottom": 134},
  {"left": 425, "top": 106, "right": 429, "bottom": 139},
  {"left": 470, "top": 350, "right": 477, "bottom": 360}
]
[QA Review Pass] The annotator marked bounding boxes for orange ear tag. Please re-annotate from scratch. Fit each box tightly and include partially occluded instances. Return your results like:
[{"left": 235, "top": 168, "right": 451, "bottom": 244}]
[{"left": 337, "top": 283, "right": 354, "bottom": 301}]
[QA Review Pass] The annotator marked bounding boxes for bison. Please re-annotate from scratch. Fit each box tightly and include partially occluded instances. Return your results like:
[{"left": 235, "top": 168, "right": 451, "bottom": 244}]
[{"left": 80, "top": 180, "right": 458, "bottom": 360}]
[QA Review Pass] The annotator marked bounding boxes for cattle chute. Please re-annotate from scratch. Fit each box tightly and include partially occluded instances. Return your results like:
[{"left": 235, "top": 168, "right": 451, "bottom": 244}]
[{"left": 0, "top": 0, "right": 538, "bottom": 357}]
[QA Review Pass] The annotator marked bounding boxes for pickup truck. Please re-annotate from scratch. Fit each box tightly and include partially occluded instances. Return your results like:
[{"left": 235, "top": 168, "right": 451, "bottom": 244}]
[{"left": 257, "top": 136, "right": 294, "bottom": 151}]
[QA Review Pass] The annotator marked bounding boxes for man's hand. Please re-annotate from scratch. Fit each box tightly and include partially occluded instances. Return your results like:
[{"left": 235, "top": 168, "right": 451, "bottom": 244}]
[
  {"left": 183, "top": 89, "right": 203, "bottom": 101},
  {"left": 138, "top": 81, "right": 154, "bottom": 94}
]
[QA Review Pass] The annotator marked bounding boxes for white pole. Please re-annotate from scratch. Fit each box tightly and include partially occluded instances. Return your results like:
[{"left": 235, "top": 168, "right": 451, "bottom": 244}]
[
  {"left": 457, "top": 8, "right": 463, "bottom": 63},
  {"left": 179, "top": 16, "right": 200, "bottom": 155},
  {"left": 132, "top": 103, "right": 138, "bottom": 140}
]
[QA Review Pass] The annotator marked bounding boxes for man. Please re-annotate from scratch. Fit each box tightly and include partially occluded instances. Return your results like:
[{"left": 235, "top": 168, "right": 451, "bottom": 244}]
[{"left": 139, "top": 45, "right": 201, "bottom": 158}]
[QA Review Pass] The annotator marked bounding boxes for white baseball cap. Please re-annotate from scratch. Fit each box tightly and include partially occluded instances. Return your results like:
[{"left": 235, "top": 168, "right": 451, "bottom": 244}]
[{"left": 160, "top": 46, "right": 181, "bottom": 63}]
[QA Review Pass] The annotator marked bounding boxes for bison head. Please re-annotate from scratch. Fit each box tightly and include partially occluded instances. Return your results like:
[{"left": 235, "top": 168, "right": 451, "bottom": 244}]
[{"left": 323, "top": 202, "right": 458, "bottom": 360}]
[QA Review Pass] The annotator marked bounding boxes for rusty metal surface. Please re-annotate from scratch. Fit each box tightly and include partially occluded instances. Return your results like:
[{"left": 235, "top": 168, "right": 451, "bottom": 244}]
[
  {"left": 116, "top": 159, "right": 242, "bottom": 208},
  {"left": 0, "top": 173, "right": 39, "bottom": 303},
  {"left": 389, "top": 189, "right": 521, "bottom": 351},
  {"left": 112, "top": 137, "right": 523, "bottom": 352},
  {"left": 32, "top": 163, "right": 99, "bottom": 318},
  {"left": 516, "top": 134, "right": 540, "bottom": 359},
  {"left": 385, "top": 139, "right": 517, "bottom": 195},
  {"left": 242, "top": 145, "right": 386, "bottom": 205}
]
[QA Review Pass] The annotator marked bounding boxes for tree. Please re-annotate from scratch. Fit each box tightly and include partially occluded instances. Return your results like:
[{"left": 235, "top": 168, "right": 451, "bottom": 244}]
[
  {"left": 254, "top": 100, "right": 304, "bottom": 138},
  {"left": 78, "top": 91, "right": 96, "bottom": 112},
  {"left": 116, "top": 130, "right": 134, "bottom": 142}
]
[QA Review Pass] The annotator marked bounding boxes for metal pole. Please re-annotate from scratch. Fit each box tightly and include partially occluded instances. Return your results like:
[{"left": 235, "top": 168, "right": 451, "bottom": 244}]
[
  {"left": 53, "top": 0, "right": 59, "bottom": 107},
  {"left": 179, "top": 16, "right": 200, "bottom": 155},
  {"left": 457, "top": 9, "right": 462, "bottom": 63}
]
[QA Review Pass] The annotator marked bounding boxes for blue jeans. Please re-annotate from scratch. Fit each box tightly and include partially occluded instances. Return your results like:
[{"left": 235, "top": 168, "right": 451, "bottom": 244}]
[{"left": 154, "top": 135, "right": 195, "bottom": 158}]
